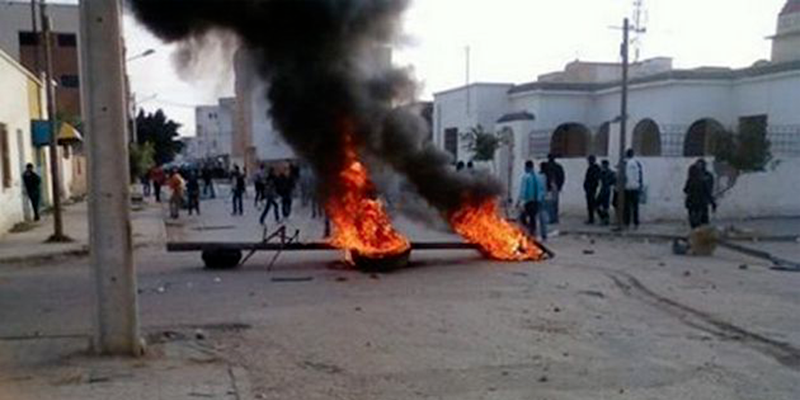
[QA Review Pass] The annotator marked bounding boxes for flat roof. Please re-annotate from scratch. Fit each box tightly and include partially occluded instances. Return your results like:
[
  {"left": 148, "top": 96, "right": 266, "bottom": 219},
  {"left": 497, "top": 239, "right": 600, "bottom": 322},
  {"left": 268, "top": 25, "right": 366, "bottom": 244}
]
[{"left": 509, "top": 60, "right": 800, "bottom": 95}]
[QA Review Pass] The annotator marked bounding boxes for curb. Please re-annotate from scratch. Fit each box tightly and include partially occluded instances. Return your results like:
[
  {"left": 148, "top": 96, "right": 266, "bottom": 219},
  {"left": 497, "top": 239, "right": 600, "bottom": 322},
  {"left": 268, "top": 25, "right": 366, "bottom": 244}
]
[
  {"left": 0, "top": 242, "right": 161, "bottom": 266},
  {"left": 562, "top": 229, "right": 800, "bottom": 243},
  {"left": 0, "top": 245, "right": 90, "bottom": 265}
]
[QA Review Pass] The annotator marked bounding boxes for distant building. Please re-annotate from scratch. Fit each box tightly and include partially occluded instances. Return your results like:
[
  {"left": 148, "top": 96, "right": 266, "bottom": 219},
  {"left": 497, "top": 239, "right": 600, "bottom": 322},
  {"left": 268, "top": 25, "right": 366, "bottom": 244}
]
[
  {"left": 433, "top": 1, "right": 800, "bottom": 220},
  {"left": 0, "top": 1, "right": 82, "bottom": 120},
  {"left": 232, "top": 49, "right": 294, "bottom": 172},
  {"left": 192, "top": 98, "right": 235, "bottom": 165}
]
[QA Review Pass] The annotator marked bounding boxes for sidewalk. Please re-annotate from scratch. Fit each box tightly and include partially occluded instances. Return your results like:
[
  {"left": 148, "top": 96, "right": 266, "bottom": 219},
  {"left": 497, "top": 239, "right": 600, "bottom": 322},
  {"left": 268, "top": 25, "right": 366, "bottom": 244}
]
[
  {"left": 0, "top": 327, "right": 253, "bottom": 400},
  {"left": 556, "top": 214, "right": 800, "bottom": 242},
  {"left": 0, "top": 199, "right": 166, "bottom": 266}
]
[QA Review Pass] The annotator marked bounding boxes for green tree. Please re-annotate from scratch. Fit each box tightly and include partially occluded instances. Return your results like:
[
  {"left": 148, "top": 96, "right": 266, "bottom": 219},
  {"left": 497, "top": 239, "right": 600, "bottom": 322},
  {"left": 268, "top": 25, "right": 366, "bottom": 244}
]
[
  {"left": 135, "top": 109, "right": 184, "bottom": 165},
  {"left": 712, "top": 124, "right": 772, "bottom": 173},
  {"left": 129, "top": 141, "right": 156, "bottom": 182},
  {"left": 461, "top": 125, "right": 506, "bottom": 162}
]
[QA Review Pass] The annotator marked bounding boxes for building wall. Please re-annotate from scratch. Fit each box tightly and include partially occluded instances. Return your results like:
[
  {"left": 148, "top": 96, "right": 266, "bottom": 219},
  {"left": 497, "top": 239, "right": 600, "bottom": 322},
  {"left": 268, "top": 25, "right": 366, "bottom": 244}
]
[
  {"left": 432, "top": 84, "right": 512, "bottom": 162},
  {"left": 0, "top": 50, "right": 37, "bottom": 235},
  {"left": 549, "top": 157, "right": 800, "bottom": 222},
  {"left": 0, "top": 1, "right": 82, "bottom": 119}
]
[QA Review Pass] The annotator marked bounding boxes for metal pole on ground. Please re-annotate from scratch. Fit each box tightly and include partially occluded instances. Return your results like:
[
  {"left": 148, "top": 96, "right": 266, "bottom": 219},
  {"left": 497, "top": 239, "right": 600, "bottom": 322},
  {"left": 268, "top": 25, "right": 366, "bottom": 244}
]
[{"left": 79, "top": 0, "right": 140, "bottom": 355}]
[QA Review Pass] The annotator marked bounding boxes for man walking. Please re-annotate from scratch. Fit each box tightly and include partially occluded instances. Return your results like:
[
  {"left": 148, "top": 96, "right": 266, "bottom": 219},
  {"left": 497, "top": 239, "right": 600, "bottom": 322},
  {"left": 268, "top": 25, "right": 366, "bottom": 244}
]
[
  {"left": 167, "top": 169, "right": 185, "bottom": 219},
  {"left": 231, "top": 165, "right": 246, "bottom": 216},
  {"left": 516, "top": 160, "right": 544, "bottom": 238},
  {"left": 542, "top": 154, "right": 565, "bottom": 224},
  {"left": 583, "top": 155, "right": 601, "bottom": 224},
  {"left": 623, "top": 149, "right": 644, "bottom": 229},
  {"left": 22, "top": 163, "right": 41, "bottom": 221}
]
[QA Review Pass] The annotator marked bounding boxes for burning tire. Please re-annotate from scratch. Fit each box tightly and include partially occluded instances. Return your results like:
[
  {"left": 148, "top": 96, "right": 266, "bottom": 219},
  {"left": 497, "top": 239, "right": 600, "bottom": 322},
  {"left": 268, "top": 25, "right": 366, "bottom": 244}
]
[
  {"left": 351, "top": 248, "right": 411, "bottom": 273},
  {"left": 202, "top": 249, "right": 243, "bottom": 270}
]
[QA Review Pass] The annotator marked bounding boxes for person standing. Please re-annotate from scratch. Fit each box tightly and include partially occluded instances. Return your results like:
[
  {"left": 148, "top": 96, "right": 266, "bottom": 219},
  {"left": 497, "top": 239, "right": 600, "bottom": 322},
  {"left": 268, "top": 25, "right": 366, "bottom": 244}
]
[
  {"left": 516, "top": 160, "right": 543, "bottom": 238},
  {"left": 623, "top": 149, "right": 644, "bottom": 229},
  {"left": 536, "top": 164, "right": 549, "bottom": 241},
  {"left": 201, "top": 164, "right": 215, "bottom": 199},
  {"left": 140, "top": 173, "right": 151, "bottom": 197},
  {"left": 583, "top": 155, "right": 601, "bottom": 224},
  {"left": 274, "top": 164, "right": 295, "bottom": 220},
  {"left": 253, "top": 164, "right": 266, "bottom": 208},
  {"left": 186, "top": 170, "right": 201, "bottom": 216},
  {"left": 542, "top": 154, "right": 565, "bottom": 224},
  {"left": 259, "top": 167, "right": 281, "bottom": 225},
  {"left": 684, "top": 160, "right": 716, "bottom": 229},
  {"left": 22, "top": 163, "right": 42, "bottom": 221},
  {"left": 150, "top": 165, "right": 166, "bottom": 203},
  {"left": 596, "top": 160, "right": 616, "bottom": 225},
  {"left": 167, "top": 169, "right": 185, "bottom": 219},
  {"left": 231, "top": 165, "right": 246, "bottom": 216}
]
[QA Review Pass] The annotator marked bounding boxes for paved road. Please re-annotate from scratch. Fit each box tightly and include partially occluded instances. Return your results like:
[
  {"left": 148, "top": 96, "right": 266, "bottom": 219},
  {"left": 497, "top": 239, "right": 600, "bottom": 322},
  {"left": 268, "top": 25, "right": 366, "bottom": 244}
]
[{"left": 2, "top": 195, "right": 800, "bottom": 399}]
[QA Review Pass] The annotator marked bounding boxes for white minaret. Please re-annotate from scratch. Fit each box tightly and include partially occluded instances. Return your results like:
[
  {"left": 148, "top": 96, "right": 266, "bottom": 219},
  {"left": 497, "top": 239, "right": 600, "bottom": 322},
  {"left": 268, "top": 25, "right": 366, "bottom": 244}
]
[{"left": 772, "top": 0, "right": 800, "bottom": 63}]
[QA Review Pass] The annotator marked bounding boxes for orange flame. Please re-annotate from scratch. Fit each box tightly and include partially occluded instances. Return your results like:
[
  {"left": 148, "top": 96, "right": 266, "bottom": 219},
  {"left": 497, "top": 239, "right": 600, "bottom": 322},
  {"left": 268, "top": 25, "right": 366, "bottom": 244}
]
[
  {"left": 326, "top": 133, "right": 410, "bottom": 259},
  {"left": 450, "top": 199, "right": 545, "bottom": 261}
]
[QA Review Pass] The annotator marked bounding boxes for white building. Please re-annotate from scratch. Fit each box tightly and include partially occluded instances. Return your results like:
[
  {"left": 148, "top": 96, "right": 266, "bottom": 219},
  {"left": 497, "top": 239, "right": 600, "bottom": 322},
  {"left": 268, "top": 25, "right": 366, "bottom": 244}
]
[
  {"left": 232, "top": 49, "right": 294, "bottom": 172},
  {"left": 433, "top": 2, "right": 800, "bottom": 221},
  {"left": 191, "top": 97, "right": 236, "bottom": 164}
]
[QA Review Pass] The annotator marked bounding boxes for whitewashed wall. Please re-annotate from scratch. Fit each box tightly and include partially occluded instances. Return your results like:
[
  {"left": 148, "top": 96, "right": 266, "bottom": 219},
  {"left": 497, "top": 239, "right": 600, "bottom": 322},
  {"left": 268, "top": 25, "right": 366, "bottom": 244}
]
[
  {"left": 0, "top": 52, "right": 36, "bottom": 235},
  {"left": 540, "top": 157, "right": 800, "bottom": 222}
]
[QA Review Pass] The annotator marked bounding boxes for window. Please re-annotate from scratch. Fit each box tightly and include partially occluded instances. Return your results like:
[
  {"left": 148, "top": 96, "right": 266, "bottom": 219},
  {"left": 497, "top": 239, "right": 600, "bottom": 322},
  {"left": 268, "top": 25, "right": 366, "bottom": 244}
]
[
  {"left": 739, "top": 115, "right": 768, "bottom": 136},
  {"left": 19, "top": 31, "right": 40, "bottom": 46},
  {"left": 1, "top": 124, "right": 11, "bottom": 189},
  {"left": 57, "top": 33, "right": 77, "bottom": 47},
  {"left": 444, "top": 128, "right": 459, "bottom": 160},
  {"left": 60, "top": 75, "right": 80, "bottom": 88}
]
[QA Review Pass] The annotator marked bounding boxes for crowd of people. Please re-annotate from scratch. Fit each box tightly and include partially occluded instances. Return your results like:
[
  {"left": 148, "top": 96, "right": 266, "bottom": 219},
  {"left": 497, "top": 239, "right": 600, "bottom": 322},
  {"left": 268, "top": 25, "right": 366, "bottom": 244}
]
[
  {"left": 130, "top": 151, "right": 717, "bottom": 239},
  {"left": 139, "top": 160, "right": 325, "bottom": 225},
  {"left": 515, "top": 149, "right": 717, "bottom": 241}
]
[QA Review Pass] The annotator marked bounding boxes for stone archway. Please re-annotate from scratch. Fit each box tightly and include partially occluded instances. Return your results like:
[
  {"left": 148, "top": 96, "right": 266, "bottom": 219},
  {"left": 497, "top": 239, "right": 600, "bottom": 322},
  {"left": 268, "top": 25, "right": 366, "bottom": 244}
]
[
  {"left": 550, "top": 123, "right": 590, "bottom": 158},
  {"left": 633, "top": 119, "right": 662, "bottom": 156},
  {"left": 684, "top": 118, "right": 725, "bottom": 157}
]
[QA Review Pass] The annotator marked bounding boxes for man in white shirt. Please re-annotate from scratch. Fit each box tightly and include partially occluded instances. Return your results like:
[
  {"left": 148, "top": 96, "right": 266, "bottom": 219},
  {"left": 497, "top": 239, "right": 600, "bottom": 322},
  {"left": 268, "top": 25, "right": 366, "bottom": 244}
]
[{"left": 623, "top": 149, "right": 644, "bottom": 229}]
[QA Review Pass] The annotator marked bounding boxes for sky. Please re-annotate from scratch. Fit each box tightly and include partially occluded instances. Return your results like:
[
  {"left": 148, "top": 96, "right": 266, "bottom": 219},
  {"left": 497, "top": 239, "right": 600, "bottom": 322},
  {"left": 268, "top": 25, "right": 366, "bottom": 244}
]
[{"left": 121, "top": 0, "right": 788, "bottom": 136}]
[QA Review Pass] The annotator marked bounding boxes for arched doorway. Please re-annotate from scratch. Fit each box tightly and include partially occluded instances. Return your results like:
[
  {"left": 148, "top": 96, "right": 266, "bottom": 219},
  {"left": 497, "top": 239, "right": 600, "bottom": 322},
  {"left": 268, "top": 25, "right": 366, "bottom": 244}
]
[
  {"left": 684, "top": 118, "right": 725, "bottom": 157},
  {"left": 594, "top": 122, "right": 610, "bottom": 157},
  {"left": 633, "top": 119, "right": 662, "bottom": 156},
  {"left": 550, "top": 123, "right": 590, "bottom": 158}
]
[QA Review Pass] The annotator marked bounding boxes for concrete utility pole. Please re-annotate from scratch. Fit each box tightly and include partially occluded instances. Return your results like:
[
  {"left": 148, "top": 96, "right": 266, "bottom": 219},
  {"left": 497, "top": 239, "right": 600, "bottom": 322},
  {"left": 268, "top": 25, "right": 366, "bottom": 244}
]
[
  {"left": 615, "top": 17, "right": 646, "bottom": 230},
  {"left": 40, "top": 2, "right": 69, "bottom": 242},
  {"left": 79, "top": 0, "right": 140, "bottom": 355}
]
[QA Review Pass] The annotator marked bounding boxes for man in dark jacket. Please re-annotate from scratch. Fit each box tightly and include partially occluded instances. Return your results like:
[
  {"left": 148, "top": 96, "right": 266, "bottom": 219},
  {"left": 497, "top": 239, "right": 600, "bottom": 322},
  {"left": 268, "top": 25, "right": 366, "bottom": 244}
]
[
  {"left": 684, "top": 159, "right": 716, "bottom": 228},
  {"left": 583, "top": 155, "right": 601, "bottom": 224},
  {"left": 542, "top": 154, "right": 565, "bottom": 224},
  {"left": 22, "top": 163, "right": 41, "bottom": 221},
  {"left": 596, "top": 160, "right": 616, "bottom": 225},
  {"left": 231, "top": 165, "right": 246, "bottom": 216}
]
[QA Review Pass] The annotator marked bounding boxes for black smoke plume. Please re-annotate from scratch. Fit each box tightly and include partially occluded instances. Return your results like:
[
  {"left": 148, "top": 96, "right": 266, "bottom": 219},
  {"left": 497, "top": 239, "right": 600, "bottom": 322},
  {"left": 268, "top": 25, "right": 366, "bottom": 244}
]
[{"left": 128, "top": 0, "right": 501, "bottom": 216}]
